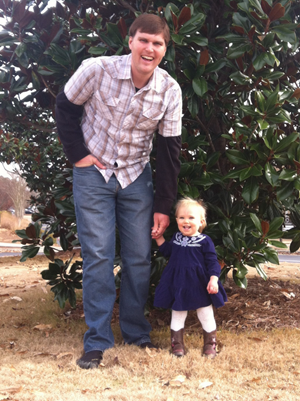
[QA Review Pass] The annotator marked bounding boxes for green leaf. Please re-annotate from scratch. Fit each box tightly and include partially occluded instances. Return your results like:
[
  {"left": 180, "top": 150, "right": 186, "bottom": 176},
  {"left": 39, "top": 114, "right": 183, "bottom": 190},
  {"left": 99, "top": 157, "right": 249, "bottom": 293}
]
[
  {"left": 255, "top": 263, "right": 268, "bottom": 280},
  {"left": 274, "top": 132, "right": 298, "bottom": 153},
  {"left": 278, "top": 169, "right": 297, "bottom": 181},
  {"left": 265, "top": 162, "right": 279, "bottom": 186},
  {"left": 235, "top": 262, "right": 248, "bottom": 279},
  {"left": 268, "top": 240, "right": 287, "bottom": 249},
  {"left": 227, "top": 43, "right": 252, "bottom": 59},
  {"left": 185, "top": 35, "right": 208, "bottom": 46},
  {"left": 267, "top": 71, "right": 285, "bottom": 80},
  {"left": 263, "top": 247, "right": 279, "bottom": 265},
  {"left": 239, "top": 165, "right": 263, "bottom": 181},
  {"left": 250, "top": 213, "right": 262, "bottom": 233},
  {"left": 15, "top": 43, "right": 27, "bottom": 58},
  {"left": 223, "top": 235, "right": 239, "bottom": 252},
  {"left": 88, "top": 46, "right": 107, "bottom": 55},
  {"left": 192, "top": 77, "right": 208, "bottom": 97},
  {"left": 224, "top": 169, "right": 241, "bottom": 179},
  {"left": 276, "top": 181, "right": 294, "bottom": 201},
  {"left": 165, "top": 3, "right": 180, "bottom": 24},
  {"left": 272, "top": 26, "right": 297, "bottom": 43},
  {"left": 258, "top": 119, "right": 269, "bottom": 130},
  {"left": 179, "top": 13, "right": 206, "bottom": 35},
  {"left": 171, "top": 34, "right": 185, "bottom": 45},
  {"left": 265, "top": 90, "right": 279, "bottom": 112},
  {"left": 242, "top": 177, "right": 259, "bottom": 204},
  {"left": 107, "top": 23, "right": 123, "bottom": 45},
  {"left": 205, "top": 59, "right": 227, "bottom": 73},
  {"left": 232, "top": 271, "right": 247, "bottom": 288},
  {"left": 230, "top": 71, "right": 252, "bottom": 85},
  {"left": 255, "top": 91, "right": 266, "bottom": 112},
  {"left": 20, "top": 246, "right": 40, "bottom": 262},
  {"left": 187, "top": 95, "right": 199, "bottom": 117},
  {"left": 226, "top": 149, "right": 249, "bottom": 165},
  {"left": 232, "top": 12, "right": 251, "bottom": 33},
  {"left": 268, "top": 217, "right": 284, "bottom": 233},
  {"left": 290, "top": 239, "right": 300, "bottom": 253},
  {"left": 206, "top": 152, "right": 220, "bottom": 169},
  {"left": 253, "top": 52, "right": 275, "bottom": 71}
]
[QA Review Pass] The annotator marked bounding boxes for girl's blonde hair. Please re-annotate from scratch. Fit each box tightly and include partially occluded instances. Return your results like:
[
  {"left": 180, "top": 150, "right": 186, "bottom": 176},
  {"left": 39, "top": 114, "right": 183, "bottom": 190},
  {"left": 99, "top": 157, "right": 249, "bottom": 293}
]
[{"left": 175, "top": 197, "right": 207, "bottom": 233}]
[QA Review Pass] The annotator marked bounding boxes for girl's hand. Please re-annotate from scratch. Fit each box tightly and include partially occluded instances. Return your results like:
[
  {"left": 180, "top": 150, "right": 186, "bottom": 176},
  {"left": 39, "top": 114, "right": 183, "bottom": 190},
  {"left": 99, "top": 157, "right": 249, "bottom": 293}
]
[
  {"left": 207, "top": 276, "right": 219, "bottom": 294},
  {"left": 153, "top": 234, "right": 165, "bottom": 247}
]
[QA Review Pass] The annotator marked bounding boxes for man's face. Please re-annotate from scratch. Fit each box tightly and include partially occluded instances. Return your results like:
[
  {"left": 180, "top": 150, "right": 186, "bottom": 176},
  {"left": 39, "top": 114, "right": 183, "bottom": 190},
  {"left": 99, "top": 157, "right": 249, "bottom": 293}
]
[{"left": 129, "top": 30, "right": 167, "bottom": 86}]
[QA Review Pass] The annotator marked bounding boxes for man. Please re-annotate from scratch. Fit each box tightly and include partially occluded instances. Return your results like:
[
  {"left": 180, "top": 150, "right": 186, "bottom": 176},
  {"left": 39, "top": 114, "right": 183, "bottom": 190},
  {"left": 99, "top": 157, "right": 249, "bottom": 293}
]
[{"left": 55, "top": 13, "right": 182, "bottom": 369}]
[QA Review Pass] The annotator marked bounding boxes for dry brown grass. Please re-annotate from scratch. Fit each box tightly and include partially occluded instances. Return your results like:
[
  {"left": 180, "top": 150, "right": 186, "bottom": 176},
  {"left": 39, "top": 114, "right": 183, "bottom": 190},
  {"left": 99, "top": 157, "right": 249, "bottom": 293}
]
[
  {"left": 0, "top": 211, "right": 29, "bottom": 232},
  {"left": 0, "top": 258, "right": 300, "bottom": 401}
]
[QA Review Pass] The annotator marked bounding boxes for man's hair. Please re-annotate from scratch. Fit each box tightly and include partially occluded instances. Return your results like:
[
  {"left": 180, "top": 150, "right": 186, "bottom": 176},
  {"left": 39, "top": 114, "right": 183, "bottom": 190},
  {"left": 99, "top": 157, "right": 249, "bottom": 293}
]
[
  {"left": 175, "top": 197, "right": 207, "bottom": 232},
  {"left": 129, "top": 14, "right": 170, "bottom": 45}
]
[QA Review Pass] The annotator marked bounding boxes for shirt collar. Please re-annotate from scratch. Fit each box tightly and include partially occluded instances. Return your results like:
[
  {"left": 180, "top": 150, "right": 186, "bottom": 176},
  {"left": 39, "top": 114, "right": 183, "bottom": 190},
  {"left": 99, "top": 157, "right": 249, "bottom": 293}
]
[{"left": 116, "top": 54, "right": 164, "bottom": 93}]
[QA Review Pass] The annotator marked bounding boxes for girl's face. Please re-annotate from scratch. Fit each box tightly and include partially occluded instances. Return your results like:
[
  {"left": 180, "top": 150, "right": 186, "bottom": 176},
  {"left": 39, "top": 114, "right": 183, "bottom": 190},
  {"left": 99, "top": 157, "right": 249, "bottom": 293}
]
[{"left": 176, "top": 204, "right": 204, "bottom": 237}]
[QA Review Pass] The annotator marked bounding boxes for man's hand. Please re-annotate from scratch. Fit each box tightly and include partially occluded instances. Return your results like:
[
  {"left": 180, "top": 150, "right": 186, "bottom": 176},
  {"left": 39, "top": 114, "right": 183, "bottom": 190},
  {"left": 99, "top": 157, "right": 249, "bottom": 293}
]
[
  {"left": 74, "top": 155, "right": 106, "bottom": 170},
  {"left": 151, "top": 213, "right": 170, "bottom": 239}
]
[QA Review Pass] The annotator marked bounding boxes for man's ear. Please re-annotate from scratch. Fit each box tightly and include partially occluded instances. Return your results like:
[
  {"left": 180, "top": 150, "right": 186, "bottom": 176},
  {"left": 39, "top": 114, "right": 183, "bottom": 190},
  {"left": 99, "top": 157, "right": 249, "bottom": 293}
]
[{"left": 128, "top": 36, "right": 133, "bottom": 50}]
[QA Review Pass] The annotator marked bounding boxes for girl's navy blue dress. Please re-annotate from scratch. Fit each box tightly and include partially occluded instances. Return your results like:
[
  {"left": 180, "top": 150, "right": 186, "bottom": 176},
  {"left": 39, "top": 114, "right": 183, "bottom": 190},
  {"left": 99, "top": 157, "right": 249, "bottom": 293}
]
[{"left": 154, "top": 232, "right": 227, "bottom": 311}]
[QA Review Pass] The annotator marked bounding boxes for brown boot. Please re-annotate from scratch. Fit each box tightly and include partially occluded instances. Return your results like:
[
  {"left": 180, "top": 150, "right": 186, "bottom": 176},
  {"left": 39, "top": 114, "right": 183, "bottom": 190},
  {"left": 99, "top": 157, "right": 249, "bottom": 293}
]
[
  {"left": 203, "top": 329, "right": 217, "bottom": 358},
  {"left": 171, "top": 329, "right": 185, "bottom": 357}
]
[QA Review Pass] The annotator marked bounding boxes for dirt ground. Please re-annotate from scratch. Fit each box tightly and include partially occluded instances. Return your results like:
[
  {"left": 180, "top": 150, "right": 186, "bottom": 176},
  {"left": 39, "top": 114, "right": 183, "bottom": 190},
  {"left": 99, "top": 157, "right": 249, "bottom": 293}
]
[{"left": 1, "top": 227, "right": 300, "bottom": 335}]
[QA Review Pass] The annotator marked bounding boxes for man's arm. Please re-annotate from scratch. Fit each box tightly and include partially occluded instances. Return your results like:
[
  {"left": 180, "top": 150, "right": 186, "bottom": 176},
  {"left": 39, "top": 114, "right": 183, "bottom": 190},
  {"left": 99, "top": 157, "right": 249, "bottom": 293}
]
[
  {"left": 151, "top": 134, "right": 181, "bottom": 238},
  {"left": 55, "top": 91, "right": 90, "bottom": 164}
]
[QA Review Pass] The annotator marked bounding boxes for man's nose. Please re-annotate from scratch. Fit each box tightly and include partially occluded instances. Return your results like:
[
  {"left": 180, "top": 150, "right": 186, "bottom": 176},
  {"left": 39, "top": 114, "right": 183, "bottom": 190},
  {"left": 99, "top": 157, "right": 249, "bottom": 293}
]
[{"left": 145, "top": 42, "right": 154, "bottom": 52}]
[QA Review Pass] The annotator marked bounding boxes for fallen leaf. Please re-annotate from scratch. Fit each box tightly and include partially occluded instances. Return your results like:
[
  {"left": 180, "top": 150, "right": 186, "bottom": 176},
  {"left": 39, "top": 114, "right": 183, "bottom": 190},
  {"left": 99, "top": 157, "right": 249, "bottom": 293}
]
[
  {"left": 229, "top": 293, "right": 240, "bottom": 299},
  {"left": 10, "top": 296, "right": 22, "bottom": 302},
  {"left": 56, "top": 352, "right": 73, "bottom": 359},
  {"left": 0, "top": 386, "right": 22, "bottom": 394},
  {"left": 169, "top": 381, "right": 182, "bottom": 387},
  {"left": 199, "top": 381, "right": 213, "bottom": 389},
  {"left": 145, "top": 347, "right": 158, "bottom": 357},
  {"left": 248, "top": 337, "right": 267, "bottom": 342},
  {"left": 157, "top": 318, "right": 165, "bottom": 326},
  {"left": 33, "top": 324, "right": 52, "bottom": 331},
  {"left": 243, "top": 314, "right": 256, "bottom": 320},
  {"left": 172, "top": 375, "right": 186, "bottom": 383},
  {"left": 281, "top": 291, "right": 295, "bottom": 299},
  {"left": 33, "top": 352, "right": 55, "bottom": 357}
]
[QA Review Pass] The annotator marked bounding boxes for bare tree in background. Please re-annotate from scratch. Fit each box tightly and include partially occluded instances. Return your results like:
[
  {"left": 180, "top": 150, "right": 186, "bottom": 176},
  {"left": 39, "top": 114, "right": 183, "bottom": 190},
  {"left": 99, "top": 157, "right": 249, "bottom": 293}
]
[
  {"left": 0, "top": 177, "right": 13, "bottom": 211},
  {"left": 2, "top": 173, "right": 31, "bottom": 227}
]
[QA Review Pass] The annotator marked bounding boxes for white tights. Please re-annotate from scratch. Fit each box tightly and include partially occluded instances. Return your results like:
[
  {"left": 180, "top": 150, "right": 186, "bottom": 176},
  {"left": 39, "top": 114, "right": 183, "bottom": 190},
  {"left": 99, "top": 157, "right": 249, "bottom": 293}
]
[{"left": 170, "top": 305, "right": 216, "bottom": 333}]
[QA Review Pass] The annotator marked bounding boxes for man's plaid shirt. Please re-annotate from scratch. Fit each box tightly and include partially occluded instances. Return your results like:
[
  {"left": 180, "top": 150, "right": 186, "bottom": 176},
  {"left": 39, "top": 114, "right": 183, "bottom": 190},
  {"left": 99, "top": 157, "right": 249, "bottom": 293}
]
[{"left": 64, "top": 54, "right": 182, "bottom": 189}]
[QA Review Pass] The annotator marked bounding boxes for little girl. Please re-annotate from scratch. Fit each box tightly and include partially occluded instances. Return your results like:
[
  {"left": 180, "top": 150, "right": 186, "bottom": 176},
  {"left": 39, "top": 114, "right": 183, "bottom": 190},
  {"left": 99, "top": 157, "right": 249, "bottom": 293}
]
[{"left": 152, "top": 197, "right": 227, "bottom": 358}]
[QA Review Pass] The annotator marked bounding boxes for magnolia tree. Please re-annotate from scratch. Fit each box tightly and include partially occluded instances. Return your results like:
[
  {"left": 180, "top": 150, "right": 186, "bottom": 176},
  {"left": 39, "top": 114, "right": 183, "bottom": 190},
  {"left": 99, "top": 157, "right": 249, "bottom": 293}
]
[{"left": 0, "top": 0, "right": 300, "bottom": 307}]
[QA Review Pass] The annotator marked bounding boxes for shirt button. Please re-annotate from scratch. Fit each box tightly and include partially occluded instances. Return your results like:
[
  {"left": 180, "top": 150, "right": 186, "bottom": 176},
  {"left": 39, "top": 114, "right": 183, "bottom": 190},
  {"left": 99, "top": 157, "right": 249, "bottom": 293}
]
[{"left": 114, "top": 161, "right": 118, "bottom": 167}]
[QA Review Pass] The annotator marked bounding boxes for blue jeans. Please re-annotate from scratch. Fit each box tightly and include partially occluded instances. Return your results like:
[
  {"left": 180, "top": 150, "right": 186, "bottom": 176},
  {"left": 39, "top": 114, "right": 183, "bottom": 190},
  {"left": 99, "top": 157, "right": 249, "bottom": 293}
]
[{"left": 73, "top": 163, "right": 153, "bottom": 352}]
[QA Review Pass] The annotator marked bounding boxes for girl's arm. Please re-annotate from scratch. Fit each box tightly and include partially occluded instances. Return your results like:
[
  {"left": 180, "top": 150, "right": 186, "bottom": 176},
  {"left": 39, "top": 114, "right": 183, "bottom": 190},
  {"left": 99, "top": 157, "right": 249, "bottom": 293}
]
[
  {"left": 202, "top": 236, "right": 222, "bottom": 294},
  {"left": 155, "top": 235, "right": 165, "bottom": 247}
]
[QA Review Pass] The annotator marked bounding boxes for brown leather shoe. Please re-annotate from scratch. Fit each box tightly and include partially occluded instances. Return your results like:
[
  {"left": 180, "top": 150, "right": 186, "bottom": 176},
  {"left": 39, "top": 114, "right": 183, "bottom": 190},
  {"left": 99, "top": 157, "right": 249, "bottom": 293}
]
[
  {"left": 203, "top": 329, "right": 217, "bottom": 358},
  {"left": 171, "top": 328, "right": 185, "bottom": 357}
]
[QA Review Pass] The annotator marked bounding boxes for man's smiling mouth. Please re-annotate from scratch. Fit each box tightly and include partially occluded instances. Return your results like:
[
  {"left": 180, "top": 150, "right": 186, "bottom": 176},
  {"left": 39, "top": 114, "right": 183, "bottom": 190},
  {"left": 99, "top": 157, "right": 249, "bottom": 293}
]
[{"left": 142, "top": 56, "right": 154, "bottom": 61}]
